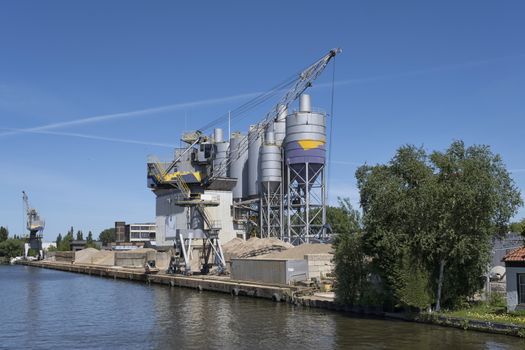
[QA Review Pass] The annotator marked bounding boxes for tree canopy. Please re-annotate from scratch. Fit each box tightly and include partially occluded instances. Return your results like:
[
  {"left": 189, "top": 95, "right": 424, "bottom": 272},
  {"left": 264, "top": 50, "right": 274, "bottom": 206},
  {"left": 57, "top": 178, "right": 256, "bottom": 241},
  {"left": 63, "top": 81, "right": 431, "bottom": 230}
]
[
  {"left": 350, "top": 141, "right": 522, "bottom": 310},
  {"left": 98, "top": 228, "right": 115, "bottom": 245}
]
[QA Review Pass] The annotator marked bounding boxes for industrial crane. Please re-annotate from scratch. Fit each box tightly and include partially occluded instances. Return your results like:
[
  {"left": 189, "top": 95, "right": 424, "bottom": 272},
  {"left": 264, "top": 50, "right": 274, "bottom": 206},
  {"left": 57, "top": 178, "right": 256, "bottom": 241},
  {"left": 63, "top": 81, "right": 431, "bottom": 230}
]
[
  {"left": 151, "top": 48, "right": 341, "bottom": 189},
  {"left": 22, "top": 191, "right": 45, "bottom": 259}
]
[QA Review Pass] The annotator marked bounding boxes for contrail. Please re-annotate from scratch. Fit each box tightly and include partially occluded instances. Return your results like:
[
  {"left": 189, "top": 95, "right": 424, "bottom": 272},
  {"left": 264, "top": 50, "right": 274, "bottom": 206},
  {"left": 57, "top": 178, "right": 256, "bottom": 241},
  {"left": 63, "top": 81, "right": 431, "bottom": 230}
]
[
  {"left": 1, "top": 128, "right": 177, "bottom": 148},
  {"left": 0, "top": 91, "right": 261, "bottom": 138},
  {"left": 2, "top": 52, "right": 523, "bottom": 141}
]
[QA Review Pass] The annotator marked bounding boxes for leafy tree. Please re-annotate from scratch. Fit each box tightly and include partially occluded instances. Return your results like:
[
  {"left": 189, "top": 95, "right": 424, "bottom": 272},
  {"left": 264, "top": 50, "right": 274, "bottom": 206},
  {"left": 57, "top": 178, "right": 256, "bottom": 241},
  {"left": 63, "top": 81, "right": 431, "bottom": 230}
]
[
  {"left": 0, "top": 226, "right": 8, "bottom": 242},
  {"left": 76, "top": 230, "right": 83, "bottom": 241},
  {"left": 509, "top": 218, "right": 525, "bottom": 237},
  {"left": 57, "top": 229, "right": 74, "bottom": 251},
  {"left": 355, "top": 141, "right": 522, "bottom": 311},
  {"left": 98, "top": 228, "right": 115, "bottom": 245},
  {"left": 85, "top": 231, "right": 98, "bottom": 249},
  {"left": 326, "top": 197, "right": 362, "bottom": 234},
  {"left": 0, "top": 239, "right": 24, "bottom": 258},
  {"left": 56, "top": 233, "right": 62, "bottom": 249}
]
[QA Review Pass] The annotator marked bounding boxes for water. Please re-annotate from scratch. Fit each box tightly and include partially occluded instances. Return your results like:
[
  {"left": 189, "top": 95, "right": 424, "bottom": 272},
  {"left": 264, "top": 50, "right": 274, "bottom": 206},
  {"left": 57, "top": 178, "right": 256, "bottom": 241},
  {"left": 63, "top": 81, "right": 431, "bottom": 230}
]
[{"left": 1, "top": 265, "right": 524, "bottom": 350}]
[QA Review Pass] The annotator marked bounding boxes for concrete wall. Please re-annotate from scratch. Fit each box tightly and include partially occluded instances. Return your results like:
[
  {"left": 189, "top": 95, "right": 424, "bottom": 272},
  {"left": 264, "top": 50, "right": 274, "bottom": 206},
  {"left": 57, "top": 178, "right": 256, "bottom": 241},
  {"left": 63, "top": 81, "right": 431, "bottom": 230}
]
[
  {"left": 115, "top": 250, "right": 156, "bottom": 267},
  {"left": 506, "top": 266, "right": 523, "bottom": 311},
  {"left": 305, "top": 254, "right": 334, "bottom": 281},
  {"left": 155, "top": 190, "right": 187, "bottom": 246},
  {"left": 203, "top": 190, "right": 236, "bottom": 244}
]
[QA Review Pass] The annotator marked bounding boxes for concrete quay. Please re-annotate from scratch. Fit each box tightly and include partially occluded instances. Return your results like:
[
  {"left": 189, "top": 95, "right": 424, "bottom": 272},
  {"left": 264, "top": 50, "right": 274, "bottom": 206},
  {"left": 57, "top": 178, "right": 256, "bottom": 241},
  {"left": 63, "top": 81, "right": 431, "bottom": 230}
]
[{"left": 17, "top": 260, "right": 309, "bottom": 303}]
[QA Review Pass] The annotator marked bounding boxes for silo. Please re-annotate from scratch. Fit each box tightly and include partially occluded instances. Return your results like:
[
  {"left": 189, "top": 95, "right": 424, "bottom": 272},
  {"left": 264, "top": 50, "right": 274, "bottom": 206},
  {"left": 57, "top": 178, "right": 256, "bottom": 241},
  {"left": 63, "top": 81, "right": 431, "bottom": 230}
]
[
  {"left": 284, "top": 94, "right": 326, "bottom": 244},
  {"left": 213, "top": 142, "right": 229, "bottom": 177},
  {"left": 284, "top": 94, "right": 326, "bottom": 187},
  {"left": 247, "top": 124, "right": 262, "bottom": 197},
  {"left": 273, "top": 104, "right": 287, "bottom": 146},
  {"left": 229, "top": 132, "right": 248, "bottom": 199},
  {"left": 260, "top": 131, "right": 282, "bottom": 192}
]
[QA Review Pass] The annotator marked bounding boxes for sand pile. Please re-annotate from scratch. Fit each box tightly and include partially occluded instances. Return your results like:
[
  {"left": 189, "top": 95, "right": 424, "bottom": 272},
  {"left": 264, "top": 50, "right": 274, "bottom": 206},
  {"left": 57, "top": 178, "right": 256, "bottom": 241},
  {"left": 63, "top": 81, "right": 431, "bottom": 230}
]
[
  {"left": 74, "top": 248, "right": 115, "bottom": 266},
  {"left": 222, "top": 237, "right": 293, "bottom": 261},
  {"left": 258, "top": 243, "right": 333, "bottom": 259}
]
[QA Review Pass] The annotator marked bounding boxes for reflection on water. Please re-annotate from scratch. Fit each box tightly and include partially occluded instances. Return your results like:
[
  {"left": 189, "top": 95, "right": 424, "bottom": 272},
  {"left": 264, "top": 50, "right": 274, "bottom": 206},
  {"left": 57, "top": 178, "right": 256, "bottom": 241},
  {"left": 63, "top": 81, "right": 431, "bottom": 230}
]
[{"left": 1, "top": 265, "right": 524, "bottom": 350}]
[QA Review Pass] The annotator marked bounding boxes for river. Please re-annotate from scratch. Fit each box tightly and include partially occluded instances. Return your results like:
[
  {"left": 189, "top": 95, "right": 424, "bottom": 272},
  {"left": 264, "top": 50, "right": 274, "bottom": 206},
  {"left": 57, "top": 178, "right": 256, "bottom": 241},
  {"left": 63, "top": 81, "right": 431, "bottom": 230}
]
[{"left": 1, "top": 265, "right": 524, "bottom": 349}]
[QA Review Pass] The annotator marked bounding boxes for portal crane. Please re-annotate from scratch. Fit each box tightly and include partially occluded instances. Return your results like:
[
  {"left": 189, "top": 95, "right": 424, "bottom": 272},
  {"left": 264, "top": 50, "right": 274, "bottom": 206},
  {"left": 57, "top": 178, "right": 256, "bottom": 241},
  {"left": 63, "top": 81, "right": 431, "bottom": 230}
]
[{"left": 22, "top": 191, "right": 45, "bottom": 259}]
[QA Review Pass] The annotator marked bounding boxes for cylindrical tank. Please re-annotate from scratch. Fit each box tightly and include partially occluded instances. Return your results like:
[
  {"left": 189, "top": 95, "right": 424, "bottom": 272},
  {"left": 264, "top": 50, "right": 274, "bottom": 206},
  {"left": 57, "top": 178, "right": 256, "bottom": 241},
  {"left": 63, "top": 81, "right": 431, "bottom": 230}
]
[
  {"left": 247, "top": 124, "right": 262, "bottom": 197},
  {"left": 214, "top": 128, "right": 224, "bottom": 143},
  {"left": 299, "top": 94, "right": 312, "bottom": 112},
  {"left": 213, "top": 141, "right": 229, "bottom": 177},
  {"left": 229, "top": 132, "right": 248, "bottom": 199},
  {"left": 260, "top": 131, "right": 281, "bottom": 193},
  {"left": 274, "top": 104, "right": 287, "bottom": 146},
  {"left": 285, "top": 94, "right": 326, "bottom": 185}
]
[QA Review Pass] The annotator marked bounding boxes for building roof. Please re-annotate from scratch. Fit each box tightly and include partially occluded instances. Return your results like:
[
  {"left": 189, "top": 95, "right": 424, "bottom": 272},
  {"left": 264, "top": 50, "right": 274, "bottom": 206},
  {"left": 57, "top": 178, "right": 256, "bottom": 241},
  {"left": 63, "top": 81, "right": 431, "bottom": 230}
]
[{"left": 502, "top": 246, "right": 525, "bottom": 262}]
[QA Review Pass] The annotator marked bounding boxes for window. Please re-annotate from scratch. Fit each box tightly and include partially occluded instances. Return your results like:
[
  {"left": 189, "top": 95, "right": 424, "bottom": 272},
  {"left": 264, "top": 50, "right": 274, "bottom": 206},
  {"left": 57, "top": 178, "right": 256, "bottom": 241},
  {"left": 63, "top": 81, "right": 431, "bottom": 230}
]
[{"left": 519, "top": 274, "right": 525, "bottom": 305}]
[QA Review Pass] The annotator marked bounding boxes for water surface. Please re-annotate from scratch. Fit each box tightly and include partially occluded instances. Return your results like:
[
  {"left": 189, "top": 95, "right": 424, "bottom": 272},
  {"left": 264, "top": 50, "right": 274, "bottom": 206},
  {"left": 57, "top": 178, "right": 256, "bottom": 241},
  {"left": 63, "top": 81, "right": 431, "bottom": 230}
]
[{"left": 1, "top": 265, "right": 523, "bottom": 349}]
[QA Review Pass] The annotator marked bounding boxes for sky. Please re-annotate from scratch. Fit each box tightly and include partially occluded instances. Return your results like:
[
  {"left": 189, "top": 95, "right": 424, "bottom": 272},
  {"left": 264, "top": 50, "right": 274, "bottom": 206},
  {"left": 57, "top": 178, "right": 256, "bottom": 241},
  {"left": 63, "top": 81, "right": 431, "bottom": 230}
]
[{"left": 1, "top": 1, "right": 524, "bottom": 241}]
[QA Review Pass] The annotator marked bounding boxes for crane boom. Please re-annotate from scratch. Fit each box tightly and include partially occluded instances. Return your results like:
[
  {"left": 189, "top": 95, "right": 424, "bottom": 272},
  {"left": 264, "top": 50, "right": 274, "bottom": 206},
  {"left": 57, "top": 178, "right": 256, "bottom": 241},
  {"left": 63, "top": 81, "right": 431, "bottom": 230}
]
[{"left": 206, "top": 48, "right": 341, "bottom": 184}]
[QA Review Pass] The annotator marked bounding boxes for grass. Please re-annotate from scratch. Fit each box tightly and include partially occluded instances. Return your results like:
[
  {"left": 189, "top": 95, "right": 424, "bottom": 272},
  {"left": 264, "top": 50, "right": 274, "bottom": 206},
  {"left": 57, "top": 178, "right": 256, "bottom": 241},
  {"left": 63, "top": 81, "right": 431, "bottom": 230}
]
[{"left": 440, "top": 295, "right": 525, "bottom": 326}]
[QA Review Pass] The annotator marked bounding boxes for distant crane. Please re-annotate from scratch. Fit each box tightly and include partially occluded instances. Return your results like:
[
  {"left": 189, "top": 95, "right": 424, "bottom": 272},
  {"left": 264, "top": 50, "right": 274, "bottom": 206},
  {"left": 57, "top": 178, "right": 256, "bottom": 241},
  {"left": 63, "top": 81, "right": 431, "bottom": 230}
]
[{"left": 22, "top": 191, "right": 45, "bottom": 259}]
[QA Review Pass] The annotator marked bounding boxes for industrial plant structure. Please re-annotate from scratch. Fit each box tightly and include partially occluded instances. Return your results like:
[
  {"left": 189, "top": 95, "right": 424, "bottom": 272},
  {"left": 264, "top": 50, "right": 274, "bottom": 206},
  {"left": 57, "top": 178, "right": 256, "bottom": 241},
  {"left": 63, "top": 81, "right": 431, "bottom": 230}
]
[{"left": 147, "top": 49, "right": 340, "bottom": 274}]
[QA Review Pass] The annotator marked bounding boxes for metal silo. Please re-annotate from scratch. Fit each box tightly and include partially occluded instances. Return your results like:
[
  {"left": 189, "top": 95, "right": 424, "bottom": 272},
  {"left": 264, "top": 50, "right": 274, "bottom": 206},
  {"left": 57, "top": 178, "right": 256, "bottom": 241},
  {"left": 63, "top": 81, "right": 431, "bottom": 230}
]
[
  {"left": 229, "top": 132, "right": 248, "bottom": 200},
  {"left": 284, "top": 94, "right": 326, "bottom": 244},
  {"left": 260, "top": 130, "right": 283, "bottom": 238},
  {"left": 212, "top": 128, "right": 229, "bottom": 177},
  {"left": 247, "top": 124, "right": 262, "bottom": 198}
]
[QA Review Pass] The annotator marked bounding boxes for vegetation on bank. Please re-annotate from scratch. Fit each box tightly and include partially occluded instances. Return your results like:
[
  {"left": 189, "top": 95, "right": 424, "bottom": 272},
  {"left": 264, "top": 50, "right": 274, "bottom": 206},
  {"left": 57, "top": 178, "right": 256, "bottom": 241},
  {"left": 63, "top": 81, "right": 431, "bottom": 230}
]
[
  {"left": 0, "top": 226, "right": 25, "bottom": 260},
  {"left": 332, "top": 140, "right": 522, "bottom": 313}
]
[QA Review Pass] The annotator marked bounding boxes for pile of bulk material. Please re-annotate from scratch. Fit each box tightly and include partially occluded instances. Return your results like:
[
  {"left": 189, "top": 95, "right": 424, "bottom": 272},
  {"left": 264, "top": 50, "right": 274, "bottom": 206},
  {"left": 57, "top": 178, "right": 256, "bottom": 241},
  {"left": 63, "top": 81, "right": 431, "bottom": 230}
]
[
  {"left": 74, "top": 248, "right": 115, "bottom": 266},
  {"left": 258, "top": 243, "right": 333, "bottom": 259},
  {"left": 222, "top": 237, "right": 293, "bottom": 261}
]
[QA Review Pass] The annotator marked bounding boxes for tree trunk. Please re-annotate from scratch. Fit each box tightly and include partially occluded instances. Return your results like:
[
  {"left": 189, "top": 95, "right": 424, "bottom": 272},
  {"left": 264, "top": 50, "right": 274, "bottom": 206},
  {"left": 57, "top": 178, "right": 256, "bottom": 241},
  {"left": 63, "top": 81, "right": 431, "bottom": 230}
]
[{"left": 435, "top": 259, "right": 446, "bottom": 312}]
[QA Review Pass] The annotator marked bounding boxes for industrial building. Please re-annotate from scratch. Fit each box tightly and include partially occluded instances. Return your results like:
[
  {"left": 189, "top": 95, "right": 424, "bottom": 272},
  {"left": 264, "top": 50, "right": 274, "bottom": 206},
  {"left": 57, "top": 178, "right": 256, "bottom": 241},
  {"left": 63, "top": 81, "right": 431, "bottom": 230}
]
[
  {"left": 146, "top": 49, "right": 340, "bottom": 274},
  {"left": 114, "top": 221, "right": 156, "bottom": 244}
]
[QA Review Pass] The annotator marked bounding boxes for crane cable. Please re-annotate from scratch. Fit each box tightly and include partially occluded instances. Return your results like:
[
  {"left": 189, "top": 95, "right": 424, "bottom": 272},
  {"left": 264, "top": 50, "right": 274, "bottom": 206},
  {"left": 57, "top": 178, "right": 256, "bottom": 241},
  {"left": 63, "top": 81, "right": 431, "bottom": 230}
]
[{"left": 326, "top": 56, "right": 336, "bottom": 205}]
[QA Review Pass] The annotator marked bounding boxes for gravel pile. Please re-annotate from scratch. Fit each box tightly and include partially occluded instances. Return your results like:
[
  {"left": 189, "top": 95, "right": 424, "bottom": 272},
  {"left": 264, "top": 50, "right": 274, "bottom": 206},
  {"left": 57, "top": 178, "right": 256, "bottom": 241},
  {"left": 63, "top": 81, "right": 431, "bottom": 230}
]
[
  {"left": 74, "top": 248, "right": 115, "bottom": 266},
  {"left": 258, "top": 243, "right": 333, "bottom": 259},
  {"left": 222, "top": 237, "right": 293, "bottom": 261}
]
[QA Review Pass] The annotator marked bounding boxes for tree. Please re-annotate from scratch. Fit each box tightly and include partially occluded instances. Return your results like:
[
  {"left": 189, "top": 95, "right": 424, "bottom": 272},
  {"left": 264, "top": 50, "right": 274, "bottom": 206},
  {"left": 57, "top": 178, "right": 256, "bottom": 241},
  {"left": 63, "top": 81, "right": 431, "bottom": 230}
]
[
  {"left": 98, "top": 228, "right": 115, "bottom": 245},
  {"left": 355, "top": 141, "right": 522, "bottom": 311},
  {"left": 56, "top": 233, "right": 62, "bottom": 249},
  {"left": 76, "top": 230, "right": 83, "bottom": 241},
  {"left": 0, "top": 239, "right": 24, "bottom": 258},
  {"left": 0, "top": 226, "right": 8, "bottom": 242},
  {"left": 85, "top": 231, "right": 98, "bottom": 249},
  {"left": 509, "top": 218, "right": 525, "bottom": 236},
  {"left": 326, "top": 197, "right": 362, "bottom": 234}
]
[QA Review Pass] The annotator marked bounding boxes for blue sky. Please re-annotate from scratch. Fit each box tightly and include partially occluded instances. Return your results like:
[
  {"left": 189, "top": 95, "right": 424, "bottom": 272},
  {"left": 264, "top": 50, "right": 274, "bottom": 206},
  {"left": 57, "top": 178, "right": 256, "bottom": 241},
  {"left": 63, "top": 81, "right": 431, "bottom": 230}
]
[{"left": 1, "top": 1, "right": 524, "bottom": 241}]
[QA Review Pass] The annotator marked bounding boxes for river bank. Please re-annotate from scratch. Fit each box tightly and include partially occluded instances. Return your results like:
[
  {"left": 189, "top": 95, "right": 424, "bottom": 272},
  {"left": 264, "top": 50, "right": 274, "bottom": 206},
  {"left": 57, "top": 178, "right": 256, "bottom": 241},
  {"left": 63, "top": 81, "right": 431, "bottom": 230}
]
[{"left": 16, "top": 259, "right": 525, "bottom": 340}]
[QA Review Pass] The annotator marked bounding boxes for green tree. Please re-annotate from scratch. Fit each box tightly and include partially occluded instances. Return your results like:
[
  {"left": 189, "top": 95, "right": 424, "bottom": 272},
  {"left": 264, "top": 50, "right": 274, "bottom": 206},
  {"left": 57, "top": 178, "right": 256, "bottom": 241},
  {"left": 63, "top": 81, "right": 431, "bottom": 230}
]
[
  {"left": 0, "top": 226, "right": 8, "bottom": 242},
  {"left": 98, "top": 228, "right": 115, "bottom": 245},
  {"left": 355, "top": 141, "right": 522, "bottom": 311},
  {"left": 326, "top": 197, "right": 362, "bottom": 234},
  {"left": 509, "top": 218, "right": 525, "bottom": 235},
  {"left": 76, "top": 230, "right": 83, "bottom": 241},
  {"left": 0, "top": 239, "right": 24, "bottom": 259},
  {"left": 56, "top": 233, "right": 62, "bottom": 249}
]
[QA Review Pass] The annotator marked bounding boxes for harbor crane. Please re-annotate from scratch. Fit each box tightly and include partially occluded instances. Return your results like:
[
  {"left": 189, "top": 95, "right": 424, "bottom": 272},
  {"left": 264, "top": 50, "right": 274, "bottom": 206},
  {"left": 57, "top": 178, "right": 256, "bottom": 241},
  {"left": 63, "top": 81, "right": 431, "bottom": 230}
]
[{"left": 22, "top": 191, "right": 45, "bottom": 259}]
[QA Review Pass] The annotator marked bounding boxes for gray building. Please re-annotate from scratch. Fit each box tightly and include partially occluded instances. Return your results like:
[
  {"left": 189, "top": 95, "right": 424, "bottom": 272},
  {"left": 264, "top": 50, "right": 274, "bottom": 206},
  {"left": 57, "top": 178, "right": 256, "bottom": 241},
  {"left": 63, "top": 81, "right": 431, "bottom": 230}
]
[{"left": 503, "top": 246, "right": 525, "bottom": 311}]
